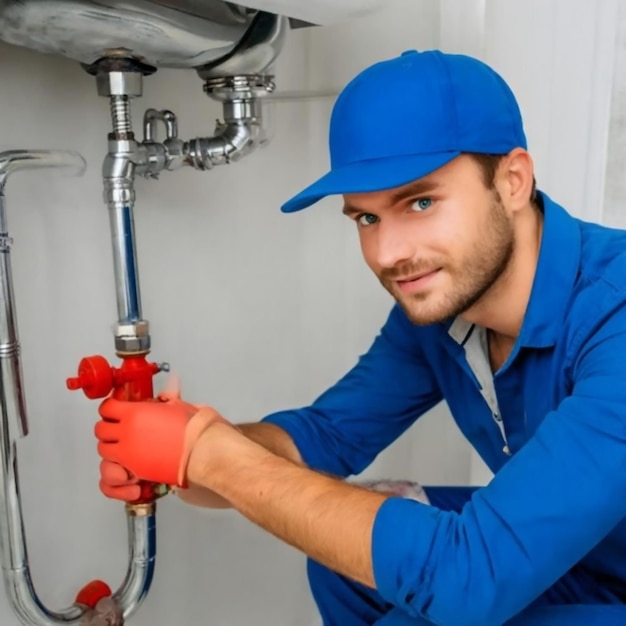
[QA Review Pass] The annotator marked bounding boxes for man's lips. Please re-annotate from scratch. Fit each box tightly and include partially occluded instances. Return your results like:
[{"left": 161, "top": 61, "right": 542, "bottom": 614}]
[{"left": 394, "top": 269, "right": 441, "bottom": 292}]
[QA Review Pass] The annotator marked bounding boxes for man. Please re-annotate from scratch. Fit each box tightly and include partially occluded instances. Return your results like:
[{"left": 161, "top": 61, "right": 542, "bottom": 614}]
[{"left": 94, "top": 50, "right": 626, "bottom": 625}]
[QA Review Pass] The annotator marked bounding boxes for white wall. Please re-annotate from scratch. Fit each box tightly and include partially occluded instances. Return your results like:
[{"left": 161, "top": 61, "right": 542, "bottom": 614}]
[
  {"left": 0, "top": 1, "right": 620, "bottom": 624},
  {"left": 603, "top": 1, "right": 626, "bottom": 228}
]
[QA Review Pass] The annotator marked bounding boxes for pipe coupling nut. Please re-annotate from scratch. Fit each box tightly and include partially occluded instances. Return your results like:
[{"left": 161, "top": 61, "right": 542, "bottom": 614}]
[
  {"left": 97, "top": 71, "right": 143, "bottom": 98},
  {"left": 115, "top": 336, "right": 151, "bottom": 354},
  {"left": 114, "top": 321, "right": 151, "bottom": 354},
  {"left": 115, "top": 321, "right": 149, "bottom": 338},
  {"left": 104, "top": 184, "right": 135, "bottom": 208}
]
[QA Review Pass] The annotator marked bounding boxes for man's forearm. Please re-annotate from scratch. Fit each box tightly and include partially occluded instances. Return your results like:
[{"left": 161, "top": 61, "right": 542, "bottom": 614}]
[
  {"left": 177, "top": 421, "right": 303, "bottom": 508},
  {"left": 187, "top": 422, "right": 386, "bottom": 587},
  {"left": 237, "top": 422, "right": 304, "bottom": 465}
]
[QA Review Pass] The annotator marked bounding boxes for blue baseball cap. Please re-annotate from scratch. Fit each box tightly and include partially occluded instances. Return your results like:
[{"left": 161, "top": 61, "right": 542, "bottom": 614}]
[{"left": 281, "top": 49, "right": 527, "bottom": 213}]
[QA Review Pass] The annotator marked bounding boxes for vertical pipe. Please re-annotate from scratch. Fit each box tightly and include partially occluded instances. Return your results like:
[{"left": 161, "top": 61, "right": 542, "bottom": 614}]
[
  {"left": 0, "top": 152, "right": 84, "bottom": 624},
  {"left": 102, "top": 87, "right": 145, "bottom": 329},
  {"left": 115, "top": 506, "right": 156, "bottom": 619},
  {"left": 0, "top": 193, "right": 28, "bottom": 439},
  {"left": 107, "top": 202, "right": 142, "bottom": 324}
]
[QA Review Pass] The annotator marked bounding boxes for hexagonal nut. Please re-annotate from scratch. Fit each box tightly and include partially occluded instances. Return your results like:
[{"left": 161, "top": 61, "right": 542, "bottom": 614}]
[
  {"left": 97, "top": 71, "right": 143, "bottom": 97},
  {"left": 115, "top": 335, "right": 151, "bottom": 355},
  {"left": 114, "top": 320, "right": 150, "bottom": 338}
]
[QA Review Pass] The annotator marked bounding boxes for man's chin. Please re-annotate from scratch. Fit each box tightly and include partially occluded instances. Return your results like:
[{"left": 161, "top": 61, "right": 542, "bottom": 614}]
[
  {"left": 383, "top": 283, "right": 453, "bottom": 325},
  {"left": 395, "top": 297, "right": 452, "bottom": 326}
]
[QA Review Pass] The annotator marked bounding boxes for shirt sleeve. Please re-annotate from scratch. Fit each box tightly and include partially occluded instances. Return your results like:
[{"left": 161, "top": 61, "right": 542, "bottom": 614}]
[
  {"left": 371, "top": 309, "right": 626, "bottom": 626},
  {"left": 261, "top": 304, "right": 443, "bottom": 477}
]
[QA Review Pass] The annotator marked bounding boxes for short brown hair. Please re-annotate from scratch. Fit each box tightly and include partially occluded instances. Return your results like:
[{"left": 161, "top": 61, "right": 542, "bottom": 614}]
[{"left": 466, "top": 153, "right": 538, "bottom": 208}]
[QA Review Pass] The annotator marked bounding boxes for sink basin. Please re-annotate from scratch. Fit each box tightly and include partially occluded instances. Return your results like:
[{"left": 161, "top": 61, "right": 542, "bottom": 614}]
[{"left": 0, "top": 0, "right": 383, "bottom": 69}]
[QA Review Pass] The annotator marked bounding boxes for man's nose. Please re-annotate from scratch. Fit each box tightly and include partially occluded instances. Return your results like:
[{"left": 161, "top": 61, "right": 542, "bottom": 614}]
[{"left": 375, "top": 219, "right": 416, "bottom": 269}]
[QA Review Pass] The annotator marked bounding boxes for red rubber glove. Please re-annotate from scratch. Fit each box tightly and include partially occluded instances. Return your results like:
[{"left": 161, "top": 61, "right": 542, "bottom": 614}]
[{"left": 95, "top": 384, "right": 223, "bottom": 501}]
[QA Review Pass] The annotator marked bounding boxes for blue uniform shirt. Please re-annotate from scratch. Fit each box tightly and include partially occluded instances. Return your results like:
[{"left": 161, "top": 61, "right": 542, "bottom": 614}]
[{"left": 262, "top": 191, "right": 626, "bottom": 625}]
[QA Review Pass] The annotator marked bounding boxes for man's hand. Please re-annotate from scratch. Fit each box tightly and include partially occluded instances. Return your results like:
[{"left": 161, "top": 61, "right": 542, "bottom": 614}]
[{"left": 95, "top": 383, "right": 228, "bottom": 501}]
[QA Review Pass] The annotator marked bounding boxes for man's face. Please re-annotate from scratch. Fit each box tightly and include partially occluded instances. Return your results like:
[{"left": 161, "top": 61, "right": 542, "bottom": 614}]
[{"left": 342, "top": 155, "right": 515, "bottom": 325}]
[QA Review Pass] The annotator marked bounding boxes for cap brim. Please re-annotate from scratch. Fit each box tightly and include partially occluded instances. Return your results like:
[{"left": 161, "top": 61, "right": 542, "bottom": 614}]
[{"left": 280, "top": 151, "right": 461, "bottom": 213}]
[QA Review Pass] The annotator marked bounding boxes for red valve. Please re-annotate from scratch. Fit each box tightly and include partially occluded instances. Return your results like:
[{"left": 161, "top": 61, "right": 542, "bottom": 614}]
[
  {"left": 67, "top": 353, "right": 169, "bottom": 504},
  {"left": 75, "top": 579, "right": 112, "bottom": 609},
  {"left": 66, "top": 354, "right": 160, "bottom": 401}
]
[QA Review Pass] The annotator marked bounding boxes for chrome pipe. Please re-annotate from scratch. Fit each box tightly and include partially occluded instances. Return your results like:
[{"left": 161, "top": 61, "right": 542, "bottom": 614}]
[
  {"left": 0, "top": 150, "right": 86, "bottom": 441},
  {"left": 98, "top": 73, "right": 159, "bottom": 620},
  {"left": 144, "top": 109, "right": 177, "bottom": 144},
  {"left": 0, "top": 150, "right": 85, "bottom": 625},
  {"left": 0, "top": 197, "right": 28, "bottom": 441},
  {"left": 138, "top": 14, "right": 288, "bottom": 175},
  {"left": 180, "top": 13, "right": 288, "bottom": 170},
  {"left": 104, "top": 181, "right": 142, "bottom": 326},
  {"left": 98, "top": 69, "right": 152, "bottom": 355},
  {"left": 0, "top": 150, "right": 156, "bottom": 625},
  {"left": 183, "top": 97, "right": 264, "bottom": 169},
  {"left": 114, "top": 505, "right": 156, "bottom": 619}
]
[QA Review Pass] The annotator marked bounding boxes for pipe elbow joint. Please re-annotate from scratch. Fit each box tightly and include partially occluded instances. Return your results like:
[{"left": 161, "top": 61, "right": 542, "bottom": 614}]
[
  {"left": 222, "top": 120, "right": 261, "bottom": 161},
  {"left": 183, "top": 119, "right": 262, "bottom": 170}
]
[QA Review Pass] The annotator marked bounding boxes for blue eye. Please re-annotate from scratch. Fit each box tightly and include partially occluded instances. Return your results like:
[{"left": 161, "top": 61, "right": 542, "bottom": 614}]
[
  {"left": 357, "top": 213, "right": 378, "bottom": 226},
  {"left": 411, "top": 198, "right": 432, "bottom": 212}
]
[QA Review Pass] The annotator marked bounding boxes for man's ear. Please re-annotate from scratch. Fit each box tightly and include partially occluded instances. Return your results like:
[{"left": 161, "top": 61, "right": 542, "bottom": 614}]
[{"left": 500, "top": 148, "right": 535, "bottom": 212}]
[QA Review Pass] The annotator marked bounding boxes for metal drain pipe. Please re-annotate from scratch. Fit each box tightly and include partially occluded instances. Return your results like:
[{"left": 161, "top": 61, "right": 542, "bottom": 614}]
[{"left": 0, "top": 150, "right": 114, "bottom": 625}]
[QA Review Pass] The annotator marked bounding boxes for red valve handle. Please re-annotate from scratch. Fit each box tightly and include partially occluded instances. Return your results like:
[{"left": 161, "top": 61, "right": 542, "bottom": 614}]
[
  {"left": 66, "top": 354, "right": 169, "bottom": 504},
  {"left": 75, "top": 579, "right": 112, "bottom": 609},
  {"left": 66, "top": 355, "right": 160, "bottom": 401}
]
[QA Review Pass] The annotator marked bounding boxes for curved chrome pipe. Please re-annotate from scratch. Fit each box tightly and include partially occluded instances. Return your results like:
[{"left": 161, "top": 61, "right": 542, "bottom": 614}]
[
  {"left": 178, "top": 13, "right": 289, "bottom": 171},
  {"left": 183, "top": 97, "right": 264, "bottom": 169},
  {"left": 99, "top": 14, "right": 289, "bottom": 180},
  {"left": 114, "top": 505, "right": 156, "bottom": 620},
  {"left": 0, "top": 150, "right": 86, "bottom": 183},
  {"left": 0, "top": 150, "right": 156, "bottom": 625}
]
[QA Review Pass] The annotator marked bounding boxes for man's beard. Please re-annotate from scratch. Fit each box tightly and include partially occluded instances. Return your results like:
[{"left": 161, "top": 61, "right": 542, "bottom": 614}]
[{"left": 378, "top": 196, "right": 515, "bottom": 325}]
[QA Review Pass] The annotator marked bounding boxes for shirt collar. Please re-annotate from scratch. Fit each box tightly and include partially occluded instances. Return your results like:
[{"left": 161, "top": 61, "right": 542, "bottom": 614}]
[
  {"left": 517, "top": 191, "right": 581, "bottom": 348},
  {"left": 445, "top": 191, "right": 581, "bottom": 349}
]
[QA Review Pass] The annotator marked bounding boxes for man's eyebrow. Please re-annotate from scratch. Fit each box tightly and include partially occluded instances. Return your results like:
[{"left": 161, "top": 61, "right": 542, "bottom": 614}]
[
  {"left": 342, "top": 204, "right": 363, "bottom": 217},
  {"left": 389, "top": 180, "right": 440, "bottom": 204},
  {"left": 342, "top": 180, "right": 441, "bottom": 216}
]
